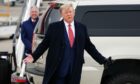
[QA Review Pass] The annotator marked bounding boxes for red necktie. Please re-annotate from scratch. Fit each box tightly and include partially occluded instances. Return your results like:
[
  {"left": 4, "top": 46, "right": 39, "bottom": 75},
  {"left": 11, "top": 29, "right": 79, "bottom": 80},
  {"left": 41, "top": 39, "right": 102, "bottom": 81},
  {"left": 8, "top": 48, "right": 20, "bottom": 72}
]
[{"left": 68, "top": 24, "right": 74, "bottom": 47}]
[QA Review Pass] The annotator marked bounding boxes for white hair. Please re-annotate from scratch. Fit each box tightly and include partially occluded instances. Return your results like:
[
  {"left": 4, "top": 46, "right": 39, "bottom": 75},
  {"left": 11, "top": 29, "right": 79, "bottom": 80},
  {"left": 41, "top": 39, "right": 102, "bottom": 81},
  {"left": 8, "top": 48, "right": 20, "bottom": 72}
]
[
  {"left": 30, "top": 6, "right": 39, "bottom": 13},
  {"left": 60, "top": 3, "right": 74, "bottom": 13}
]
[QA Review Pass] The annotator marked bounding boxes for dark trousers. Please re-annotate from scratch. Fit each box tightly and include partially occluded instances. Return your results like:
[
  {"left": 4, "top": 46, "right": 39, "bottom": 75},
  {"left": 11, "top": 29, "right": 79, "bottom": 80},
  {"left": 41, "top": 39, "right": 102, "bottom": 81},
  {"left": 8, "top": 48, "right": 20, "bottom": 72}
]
[
  {"left": 53, "top": 65, "right": 72, "bottom": 84},
  {"left": 55, "top": 77, "right": 65, "bottom": 84},
  {"left": 55, "top": 74, "right": 71, "bottom": 84}
]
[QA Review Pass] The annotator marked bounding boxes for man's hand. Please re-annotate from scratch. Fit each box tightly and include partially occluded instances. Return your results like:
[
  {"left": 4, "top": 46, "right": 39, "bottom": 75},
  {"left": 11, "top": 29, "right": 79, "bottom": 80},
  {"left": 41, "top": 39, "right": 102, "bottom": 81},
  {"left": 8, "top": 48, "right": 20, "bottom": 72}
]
[
  {"left": 23, "top": 54, "right": 34, "bottom": 63},
  {"left": 104, "top": 57, "right": 113, "bottom": 69}
]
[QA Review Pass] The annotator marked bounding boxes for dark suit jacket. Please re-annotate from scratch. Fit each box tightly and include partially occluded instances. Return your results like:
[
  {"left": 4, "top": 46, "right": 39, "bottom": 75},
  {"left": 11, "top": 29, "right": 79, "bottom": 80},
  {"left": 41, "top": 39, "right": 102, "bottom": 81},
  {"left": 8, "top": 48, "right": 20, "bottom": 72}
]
[
  {"left": 32, "top": 20, "right": 107, "bottom": 84},
  {"left": 21, "top": 17, "right": 38, "bottom": 54}
]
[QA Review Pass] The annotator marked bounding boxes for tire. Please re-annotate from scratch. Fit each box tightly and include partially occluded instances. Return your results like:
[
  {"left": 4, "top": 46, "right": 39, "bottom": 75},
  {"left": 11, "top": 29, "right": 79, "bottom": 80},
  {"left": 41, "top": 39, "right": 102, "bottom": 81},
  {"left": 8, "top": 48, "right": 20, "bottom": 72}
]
[{"left": 107, "top": 73, "right": 140, "bottom": 84}]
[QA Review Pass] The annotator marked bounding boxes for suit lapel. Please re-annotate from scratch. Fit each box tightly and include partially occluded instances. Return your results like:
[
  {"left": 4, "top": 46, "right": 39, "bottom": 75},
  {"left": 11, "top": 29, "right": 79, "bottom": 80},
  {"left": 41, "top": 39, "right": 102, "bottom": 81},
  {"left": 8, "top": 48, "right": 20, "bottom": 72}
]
[
  {"left": 60, "top": 20, "right": 66, "bottom": 46},
  {"left": 74, "top": 21, "right": 79, "bottom": 46}
]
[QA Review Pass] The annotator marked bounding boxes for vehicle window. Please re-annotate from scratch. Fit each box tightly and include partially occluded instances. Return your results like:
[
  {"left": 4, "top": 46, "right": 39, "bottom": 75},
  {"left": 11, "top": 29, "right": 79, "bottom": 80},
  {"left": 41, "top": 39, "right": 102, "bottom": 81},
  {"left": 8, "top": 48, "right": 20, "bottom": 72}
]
[
  {"left": 75, "top": 5, "right": 140, "bottom": 36},
  {"left": 34, "top": 8, "right": 61, "bottom": 35},
  {"left": 44, "top": 8, "right": 61, "bottom": 34}
]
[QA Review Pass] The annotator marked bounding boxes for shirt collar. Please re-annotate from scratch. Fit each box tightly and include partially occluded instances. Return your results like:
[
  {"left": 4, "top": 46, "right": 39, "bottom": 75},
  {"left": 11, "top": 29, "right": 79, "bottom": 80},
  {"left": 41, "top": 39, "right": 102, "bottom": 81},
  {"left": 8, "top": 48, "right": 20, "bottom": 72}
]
[
  {"left": 64, "top": 20, "right": 74, "bottom": 27},
  {"left": 30, "top": 17, "right": 39, "bottom": 23}
]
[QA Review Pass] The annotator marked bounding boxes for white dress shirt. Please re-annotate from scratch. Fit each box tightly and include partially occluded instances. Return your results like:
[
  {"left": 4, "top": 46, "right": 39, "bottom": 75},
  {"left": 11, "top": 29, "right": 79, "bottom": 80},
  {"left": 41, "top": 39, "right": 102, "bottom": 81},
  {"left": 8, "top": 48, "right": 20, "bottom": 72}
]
[{"left": 64, "top": 20, "right": 75, "bottom": 38}]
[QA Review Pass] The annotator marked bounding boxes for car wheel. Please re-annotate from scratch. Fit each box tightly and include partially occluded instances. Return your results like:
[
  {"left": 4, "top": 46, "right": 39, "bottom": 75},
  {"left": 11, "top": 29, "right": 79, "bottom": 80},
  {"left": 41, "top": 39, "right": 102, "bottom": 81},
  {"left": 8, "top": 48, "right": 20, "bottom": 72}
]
[{"left": 107, "top": 73, "right": 140, "bottom": 84}]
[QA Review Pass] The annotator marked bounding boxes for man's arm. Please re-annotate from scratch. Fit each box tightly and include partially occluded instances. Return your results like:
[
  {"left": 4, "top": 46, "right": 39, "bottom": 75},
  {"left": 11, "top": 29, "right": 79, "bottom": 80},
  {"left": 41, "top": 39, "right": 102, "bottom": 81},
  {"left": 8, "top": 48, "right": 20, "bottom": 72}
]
[
  {"left": 32, "top": 23, "right": 53, "bottom": 62},
  {"left": 84, "top": 26, "right": 107, "bottom": 64},
  {"left": 23, "top": 23, "right": 53, "bottom": 63}
]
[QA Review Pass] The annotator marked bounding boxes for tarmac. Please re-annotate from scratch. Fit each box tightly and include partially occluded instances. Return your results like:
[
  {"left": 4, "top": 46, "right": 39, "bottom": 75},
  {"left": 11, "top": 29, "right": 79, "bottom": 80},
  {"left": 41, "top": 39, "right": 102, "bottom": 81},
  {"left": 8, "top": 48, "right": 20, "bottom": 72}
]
[{"left": 0, "top": 2, "right": 22, "bottom": 26}]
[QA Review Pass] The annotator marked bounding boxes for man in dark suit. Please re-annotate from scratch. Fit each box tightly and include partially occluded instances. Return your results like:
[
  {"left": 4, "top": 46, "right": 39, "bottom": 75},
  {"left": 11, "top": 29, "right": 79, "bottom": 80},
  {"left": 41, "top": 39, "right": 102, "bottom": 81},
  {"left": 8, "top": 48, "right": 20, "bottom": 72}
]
[
  {"left": 21, "top": 6, "right": 39, "bottom": 56},
  {"left": 24, "top": 4, "right": 111, "bottom": 84}
]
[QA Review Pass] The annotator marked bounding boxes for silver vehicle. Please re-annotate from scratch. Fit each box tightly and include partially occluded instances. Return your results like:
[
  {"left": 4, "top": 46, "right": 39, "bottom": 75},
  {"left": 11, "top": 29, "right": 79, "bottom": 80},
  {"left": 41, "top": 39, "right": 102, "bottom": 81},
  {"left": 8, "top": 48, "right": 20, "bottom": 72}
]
[{"left": 25, "top": 0, "right": 140, "bottom": 84}]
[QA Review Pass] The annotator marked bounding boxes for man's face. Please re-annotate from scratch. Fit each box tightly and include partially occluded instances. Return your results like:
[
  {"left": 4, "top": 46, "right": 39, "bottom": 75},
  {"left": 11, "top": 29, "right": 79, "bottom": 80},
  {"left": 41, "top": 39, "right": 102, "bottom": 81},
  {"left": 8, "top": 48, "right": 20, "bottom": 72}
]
[
  {"left": 30, "top": 8, "right": 39, "bottom": 20},
  {"left": 61, "top": 7, "right": 75, "bottom": 23}
]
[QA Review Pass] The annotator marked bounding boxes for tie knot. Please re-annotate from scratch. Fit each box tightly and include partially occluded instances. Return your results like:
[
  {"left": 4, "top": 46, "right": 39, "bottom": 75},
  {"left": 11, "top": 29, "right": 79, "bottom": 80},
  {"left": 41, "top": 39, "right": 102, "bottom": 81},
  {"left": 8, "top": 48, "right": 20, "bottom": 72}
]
[{"left": 68, "top": 24, "right": 71, "bottom": 27}]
